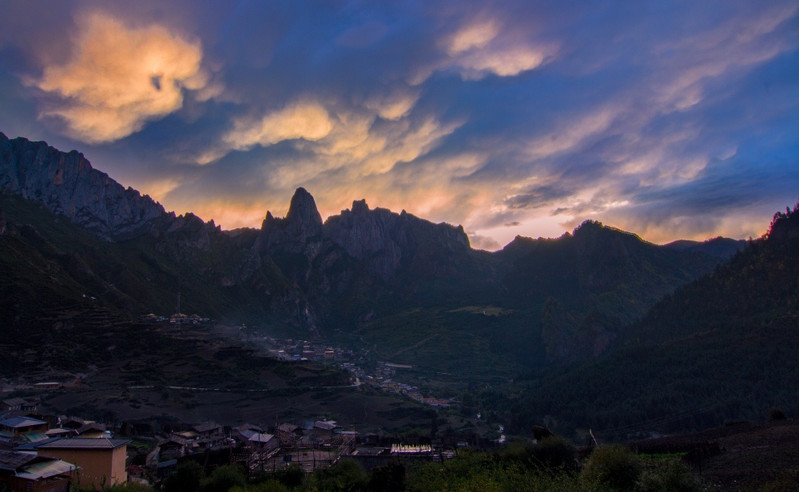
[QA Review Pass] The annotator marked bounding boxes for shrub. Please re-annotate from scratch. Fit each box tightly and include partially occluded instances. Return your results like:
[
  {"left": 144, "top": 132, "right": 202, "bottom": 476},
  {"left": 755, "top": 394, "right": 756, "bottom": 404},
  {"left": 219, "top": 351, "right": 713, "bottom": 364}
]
[
  {"left": 532, "top": 436, "right": 577, "bottom": 471},
  {"left": 275, "top": 464, "right": 306, "bottom": 489},
  {"left": 104, "top": 483, "right": 154, "bottom": 492},
  {"left": 580, "top": 445, "right": 642, "bottom": 490},
  {"left": 636, "top": 459, "right": 703, "bottom": 492},
  {"left": 201, "top": 464, "right": 247, "bottom": 492},
  {"left": 768, "top": 407, "right": 787, "bottom": 421},
  {"left": 310, "top": 458, "right": 369, "bottom": 491},
  {"left": 163, "top": 461, "right": 204, "bottom": 492}
]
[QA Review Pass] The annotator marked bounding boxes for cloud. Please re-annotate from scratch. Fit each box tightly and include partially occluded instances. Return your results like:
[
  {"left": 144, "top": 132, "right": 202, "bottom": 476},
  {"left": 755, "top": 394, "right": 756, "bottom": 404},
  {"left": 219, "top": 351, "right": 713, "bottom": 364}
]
[
  {"left": 224, "top": 100, "right": 334, "bottom": 150},
  {"left": 411, "top": 15, "right": 557, "bottom": 83},
  {"left": 32, "top": 12, "right": 208, "bottom": 143},
  {"left": 504, "top": 185, "right": 572, "bottom": 210},
  {"left": 365, "top": 90, "right": 420, "bottom": 120},
  {"left": 3, "top": 1, "right": 798, "bottom": 250},
  {"left": 447, "top": 21, "right": 498, "bottom": 55}
]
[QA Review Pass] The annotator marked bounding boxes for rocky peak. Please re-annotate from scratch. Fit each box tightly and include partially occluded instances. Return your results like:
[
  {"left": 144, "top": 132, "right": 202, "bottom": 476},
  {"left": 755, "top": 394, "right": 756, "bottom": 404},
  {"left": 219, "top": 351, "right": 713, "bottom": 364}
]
[
  {"left": 286, "top": 187, "right": 323, "bottom": 229},
  {"left": 324, "top": 198, "right": 470, "bottom": 279},
  {"left": 0, "top": 133, "right": 166, "bottom": 240},
  {"left": 350, "top": 199, "right": 369, "bottom": 215},
  {"left": 259, "top": 188, "right": 323, "bottom": 249}
]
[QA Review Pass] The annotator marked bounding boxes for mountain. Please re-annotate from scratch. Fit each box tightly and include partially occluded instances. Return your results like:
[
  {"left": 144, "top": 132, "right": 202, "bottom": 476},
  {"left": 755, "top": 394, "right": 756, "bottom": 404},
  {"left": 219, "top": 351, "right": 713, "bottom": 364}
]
[
  {"left": 0, "top": 133, "right": 167, "bottom": 240},
  {"left": 508, "top": 202, "right": 799, "bottom": 440},
  {"left": 664, "top": 236, "right": 747, "bottom": 260},
  {"left": 0, "top": 133, "right": 731, "bottom": 376}
]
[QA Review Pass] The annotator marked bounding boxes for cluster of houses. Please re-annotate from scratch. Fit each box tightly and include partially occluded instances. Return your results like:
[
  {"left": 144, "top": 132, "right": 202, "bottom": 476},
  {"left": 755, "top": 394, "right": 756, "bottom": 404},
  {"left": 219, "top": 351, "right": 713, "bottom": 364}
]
[
  {"left": 0, "top": 398, "right": 128, "bottom": 491},
  {"left": 141, "top": 312, "right": 211, "bottom": 325},
  {"left": 265, "top": 338, "right": 352, "bottom": 363},
  {"left": 0, "top": 395, "right": 457, "bottom": 491}
]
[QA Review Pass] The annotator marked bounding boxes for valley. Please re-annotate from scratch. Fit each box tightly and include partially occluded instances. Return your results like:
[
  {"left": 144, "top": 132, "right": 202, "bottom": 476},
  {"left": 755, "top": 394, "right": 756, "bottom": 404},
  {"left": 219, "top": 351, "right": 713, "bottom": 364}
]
[{"left": 1, "top": 133, "right": 798, "bottom": 489}]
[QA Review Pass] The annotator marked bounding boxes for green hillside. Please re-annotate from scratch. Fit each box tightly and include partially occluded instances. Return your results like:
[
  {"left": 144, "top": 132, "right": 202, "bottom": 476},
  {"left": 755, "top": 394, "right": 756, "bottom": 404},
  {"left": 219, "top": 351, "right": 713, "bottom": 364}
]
[{"left": 506, "top": 203, "right": 799, "bottom": 441}]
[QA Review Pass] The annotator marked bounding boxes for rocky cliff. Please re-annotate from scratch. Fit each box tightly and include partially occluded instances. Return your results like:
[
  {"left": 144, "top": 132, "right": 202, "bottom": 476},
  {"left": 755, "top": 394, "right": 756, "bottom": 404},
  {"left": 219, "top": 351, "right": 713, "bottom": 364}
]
[
  {"left": 324, "top": 198, "right": 471, "bottom": 280},
  {"left": 0, "top": 133, "right": 736, "bottom": 366},
  {"left": 0, "top": 133, "right": 168, "bottom": 240}
]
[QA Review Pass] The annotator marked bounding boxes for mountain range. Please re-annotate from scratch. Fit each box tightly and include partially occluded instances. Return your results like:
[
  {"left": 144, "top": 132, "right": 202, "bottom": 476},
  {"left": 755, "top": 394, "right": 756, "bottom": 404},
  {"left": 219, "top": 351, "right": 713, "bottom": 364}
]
[
  {"left": 6, "top": 131, "right": 797, "bottom": 440},
  {"left": 0, "top": 133, "right": 742, "bottom": 368}
]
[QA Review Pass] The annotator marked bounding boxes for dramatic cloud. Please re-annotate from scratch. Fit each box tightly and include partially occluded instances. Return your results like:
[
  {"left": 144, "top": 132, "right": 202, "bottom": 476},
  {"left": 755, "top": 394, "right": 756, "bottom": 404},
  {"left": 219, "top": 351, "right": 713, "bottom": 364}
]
[
  {"left": 32, "top": 13, "right": 208, "bottom": 143},
  {"left": 1, "top": 1, "right": 797, "bottom": 249},
  {"left": 225, "top": 101, "right": 334, "bottom": 150}
]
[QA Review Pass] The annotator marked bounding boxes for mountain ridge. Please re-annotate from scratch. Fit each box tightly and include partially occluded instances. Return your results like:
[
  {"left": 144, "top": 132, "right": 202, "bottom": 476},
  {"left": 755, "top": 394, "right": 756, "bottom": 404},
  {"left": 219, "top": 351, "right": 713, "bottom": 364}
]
[{"left": 0, "top": 133, "right": 730, "bottom": 369}]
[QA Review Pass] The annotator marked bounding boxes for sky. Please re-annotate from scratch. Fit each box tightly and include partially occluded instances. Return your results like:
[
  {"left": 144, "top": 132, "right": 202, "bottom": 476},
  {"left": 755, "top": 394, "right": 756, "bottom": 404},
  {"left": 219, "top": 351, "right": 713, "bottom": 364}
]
[{"left": 0, "top": 1, "right": 797, "bottom": 250}]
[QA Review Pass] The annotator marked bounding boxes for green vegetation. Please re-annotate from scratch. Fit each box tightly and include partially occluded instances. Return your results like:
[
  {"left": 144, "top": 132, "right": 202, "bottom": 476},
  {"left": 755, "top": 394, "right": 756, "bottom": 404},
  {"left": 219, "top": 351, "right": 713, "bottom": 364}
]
[
  {"left": 506, "top": 203, "right": 799, "bottom": 440},
  {"left": 581, "top": 445, "right": 643, "bottom": 490},
  {"left": 155, "top": 440, "right": 703, "bottom": 491}
]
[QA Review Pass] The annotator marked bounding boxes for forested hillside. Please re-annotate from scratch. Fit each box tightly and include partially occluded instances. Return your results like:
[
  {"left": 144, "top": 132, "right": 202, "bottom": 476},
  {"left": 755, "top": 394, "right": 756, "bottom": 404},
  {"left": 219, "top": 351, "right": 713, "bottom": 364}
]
[{"left": 506, "top": 202, "right": 799, "bottom": 440}]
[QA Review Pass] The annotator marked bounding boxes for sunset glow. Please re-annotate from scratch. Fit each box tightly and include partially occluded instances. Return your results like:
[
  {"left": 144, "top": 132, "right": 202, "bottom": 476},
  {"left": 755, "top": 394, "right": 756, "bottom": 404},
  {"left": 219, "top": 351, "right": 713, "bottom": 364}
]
[{"left": 1, "top": 1, "right": 797, "bottom": 250}]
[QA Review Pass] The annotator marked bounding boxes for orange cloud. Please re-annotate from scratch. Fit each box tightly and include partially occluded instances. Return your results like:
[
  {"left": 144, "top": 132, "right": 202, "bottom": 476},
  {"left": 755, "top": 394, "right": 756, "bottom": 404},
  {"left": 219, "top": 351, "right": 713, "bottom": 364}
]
[
  {"left": 410, "top": 18, "right": 556, "bottom": 83},
  {"left": 33, "top": 12, "right": 207, "bottom": 143},
  {"left": 224, "top": 101, "right": 334, "bottom": 150}
]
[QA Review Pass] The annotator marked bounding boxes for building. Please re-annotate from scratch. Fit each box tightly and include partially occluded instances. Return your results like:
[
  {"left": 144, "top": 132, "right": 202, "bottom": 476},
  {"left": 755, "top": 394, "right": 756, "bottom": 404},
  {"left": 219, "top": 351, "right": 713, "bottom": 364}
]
[
  {"left": 0, "top": 417, "right": 49, "bottom": 440},
  {"left": 277, "top": 424, "right": 302, "bottom": 447},
  {"left": 0, "top": 449, "right": 75, "bottom": 492},
  {"left": 191, "top": 422, "right": 225, "bottom": 449},
  {"left": 0, "top": 398, "right": 36, "bottom": 415},
  {"left": 312, "top": 420, "right": 338, "bottom": 441},
  {"left": 36, "top": 438, "right": 128, "bottom": 489},
  {"left": 247, "top": 433, "right": 278, "bottom": 453}
]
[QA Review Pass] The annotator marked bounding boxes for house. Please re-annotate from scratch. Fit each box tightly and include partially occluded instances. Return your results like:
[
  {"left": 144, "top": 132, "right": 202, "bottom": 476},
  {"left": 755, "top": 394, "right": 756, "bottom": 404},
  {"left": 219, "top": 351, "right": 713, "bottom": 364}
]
[
  {"left": 76, "top": 422, "right": 109, "bottom": 439},
  {"left": 0, "top": 417, "right": 49, "bottom": 438},
  {"left": 277, "top": 424, "right": 302, "bottom": 447},
  {"left": 247, "top": 433, "right": 278, "bottom": 453},
  {"left": 157, "top": 439, "right": 186, "bottom": 462},
  {"left": 58, "top": 417, "right": 87, "bottom": 431},
  {"left": 192, "top": 422, "right": 223, "bottom": 446},
  {"left": 32, "top": 382, "right": 61, "bottom": 390},
  {"left": 311, "top": 421, "right": 338, "bottom": 442},
  {"left": 44, "top": 428, "right": 75, "bottom": 439},
  {"left": 36, "top": 438, "right": 129, "bottom": 489},
  {"left": 0, "top": 398, "right": 36, "bottom": 416},
  {"left": 0, "top": 449, "right": 76, "bottom": 492}
]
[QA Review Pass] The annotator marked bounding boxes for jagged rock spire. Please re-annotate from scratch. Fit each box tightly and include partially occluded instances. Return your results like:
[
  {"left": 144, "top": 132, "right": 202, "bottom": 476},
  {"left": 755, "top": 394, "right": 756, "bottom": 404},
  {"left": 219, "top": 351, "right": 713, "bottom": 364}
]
[
  {"left": 259, "top": 188, "right": 323, "bottom": 248},
  {"left": 286, "top": 187, "right": 322, "bottom": 230}
]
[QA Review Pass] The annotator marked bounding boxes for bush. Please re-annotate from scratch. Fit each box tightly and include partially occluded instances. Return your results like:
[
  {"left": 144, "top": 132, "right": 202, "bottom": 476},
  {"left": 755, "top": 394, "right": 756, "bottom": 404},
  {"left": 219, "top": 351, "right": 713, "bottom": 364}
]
[
  {"left": 104, "top": 484, "right": 154, "bottom": 492},
  {"left": 532, "top": 436, "right": 577, "bottom": 471},
  {"left": 163, "top": 461, "right": 204, "bottom": 492},
  {"left": 768, "top": 407, "right": 787, "bottom": 421},
  {"left": 231, "top": 481, "right": 288, "bottom": 492},
  {"left": 368, "top": 462, "right": 406, "bottom": 492},
  {"left": 310, "top": 458, "right": 369, "bottom": 491},
  {"left": 581, "top": 445, "right": 642, "bottom": 490},
  {"left": 275, "top": 464, "right": 306, "bottom": 489},
  {"left": 201, "top": 464, "right": 247, "bottom": 492},
  {"left": 636, "top": 459, "right": 703, "bottom": 492}
]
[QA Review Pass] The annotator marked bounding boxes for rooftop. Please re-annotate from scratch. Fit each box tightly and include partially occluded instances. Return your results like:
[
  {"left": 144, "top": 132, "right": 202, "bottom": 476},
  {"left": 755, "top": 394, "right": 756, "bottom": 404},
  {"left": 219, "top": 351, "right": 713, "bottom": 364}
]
[
  {"left": 1, "top": 398, "right": 28, "bottom": 407},
  {"left": 37, "top": 438, "right": 129, "bottom": 450},
  {"left": 193, "top": 423, "right": 221, "bottom": 434},
  {"left": 0, "top": 416, "right": 47, "bottom": 428},
  {"left": 248, "top": 433, "right": 275, "bottom": 443},
  {"left": 0, "top": 449, "right": 36, "bottom": 472},
  {"left": 16, "top": 458, "right": 76, "bottom": 480},
  {"left": 314, "top": 421, "right": 337, "bottom": 431}
]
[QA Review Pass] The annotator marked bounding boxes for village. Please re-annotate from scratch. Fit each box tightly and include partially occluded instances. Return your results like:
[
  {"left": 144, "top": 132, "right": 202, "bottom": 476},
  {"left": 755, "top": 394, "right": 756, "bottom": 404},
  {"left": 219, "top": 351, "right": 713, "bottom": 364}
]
[
  {"left": 0, "top": 392, "right": 479, "bottom": 491},
  {"left": 0, "top": 317, "right": 479, "bottom": 491},
  {"left": 142, "top": 312, "right": 455, "bottom": 409},
  {"left": 252, "top": 334, "right": 453, "bottom": 408}
]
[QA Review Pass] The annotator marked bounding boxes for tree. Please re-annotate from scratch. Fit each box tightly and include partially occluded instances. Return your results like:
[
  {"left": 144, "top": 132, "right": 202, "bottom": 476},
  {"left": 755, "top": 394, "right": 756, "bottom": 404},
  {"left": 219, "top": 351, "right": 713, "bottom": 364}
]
[
  {"left": 201, "top": 464, "right": 247, "bottom": 492},
  {"left": 581, "top": 445, "right": 642, "bottom": 490},
  {"left": 163, "top": 461, "right": 204, "bottom": 492}
]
